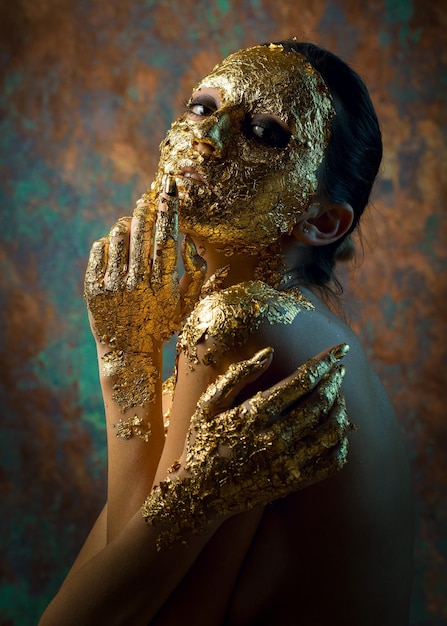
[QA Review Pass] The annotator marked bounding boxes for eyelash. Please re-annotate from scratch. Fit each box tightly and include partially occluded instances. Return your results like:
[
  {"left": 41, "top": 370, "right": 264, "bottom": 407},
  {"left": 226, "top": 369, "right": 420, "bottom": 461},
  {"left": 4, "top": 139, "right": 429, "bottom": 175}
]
[
  {"left": 245, "top": 117, "right": 291, "bottom": 150},
  {"left": 183, "top": 97, "right": 217, "bottom": 118},
  {"left": 183, "top": 98, "right": 291, "bottom": 149}
]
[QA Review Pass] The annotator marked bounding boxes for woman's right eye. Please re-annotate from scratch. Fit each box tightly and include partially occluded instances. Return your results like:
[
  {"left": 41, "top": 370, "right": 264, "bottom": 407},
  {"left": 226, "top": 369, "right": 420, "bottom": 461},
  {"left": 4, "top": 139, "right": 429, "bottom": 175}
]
[{"left": 186, "top": 96, "right": 218, "bottom": 118}]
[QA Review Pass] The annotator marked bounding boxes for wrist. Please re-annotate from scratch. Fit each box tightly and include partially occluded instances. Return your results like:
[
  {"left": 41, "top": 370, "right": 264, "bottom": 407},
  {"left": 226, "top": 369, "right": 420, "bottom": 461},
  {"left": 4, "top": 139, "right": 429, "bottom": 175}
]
[
  {"left": 98, "top": 348, "right": 162, "bottom": 413},
  {"left": 141, "top": 474, "right": 223, "bottom": 551}
]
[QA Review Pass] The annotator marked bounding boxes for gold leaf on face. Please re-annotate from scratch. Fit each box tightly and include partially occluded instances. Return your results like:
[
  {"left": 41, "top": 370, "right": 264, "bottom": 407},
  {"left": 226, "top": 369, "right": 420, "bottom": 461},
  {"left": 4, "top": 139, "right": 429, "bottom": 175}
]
[{"left": 155, "top": 45, "right": 335, "bottom": 254}]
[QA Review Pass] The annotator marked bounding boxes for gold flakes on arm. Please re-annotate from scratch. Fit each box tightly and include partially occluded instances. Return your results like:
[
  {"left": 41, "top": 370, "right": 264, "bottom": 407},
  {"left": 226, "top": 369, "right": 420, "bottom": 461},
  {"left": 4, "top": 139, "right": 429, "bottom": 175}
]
[
  {"left": 142, "top": 344, "right": 352, "bottom": 550},
  {"left": 113, "top": 415, "right": 152, "bottom": 442}
]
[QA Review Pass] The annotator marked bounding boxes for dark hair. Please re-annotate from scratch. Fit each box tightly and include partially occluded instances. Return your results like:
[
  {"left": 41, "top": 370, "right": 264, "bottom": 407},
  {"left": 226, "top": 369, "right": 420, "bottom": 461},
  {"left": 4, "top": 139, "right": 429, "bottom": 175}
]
[{"left": 265, "top": 40, "right": 383, "bottom": 290}]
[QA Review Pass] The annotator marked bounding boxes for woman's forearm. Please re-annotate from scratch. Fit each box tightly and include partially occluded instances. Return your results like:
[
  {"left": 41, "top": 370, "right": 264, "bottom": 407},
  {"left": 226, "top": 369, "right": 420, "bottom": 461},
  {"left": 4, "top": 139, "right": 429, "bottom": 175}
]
[
  {"left": 39, "top": 511, "right": 221, "bottom": 626},
  {"left": 65, "top": 504, "right": 108, "bottom": 578},
  {"left": 98, "top": 345, "right": 166, "bottom": 542}
]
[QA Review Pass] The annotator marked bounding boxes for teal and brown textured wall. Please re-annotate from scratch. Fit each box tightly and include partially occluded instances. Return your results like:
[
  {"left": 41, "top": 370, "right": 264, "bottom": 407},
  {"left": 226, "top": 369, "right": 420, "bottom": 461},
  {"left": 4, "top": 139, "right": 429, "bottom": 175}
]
[{"left": 0, "top": 1, "right": 445, "bottom": 623}]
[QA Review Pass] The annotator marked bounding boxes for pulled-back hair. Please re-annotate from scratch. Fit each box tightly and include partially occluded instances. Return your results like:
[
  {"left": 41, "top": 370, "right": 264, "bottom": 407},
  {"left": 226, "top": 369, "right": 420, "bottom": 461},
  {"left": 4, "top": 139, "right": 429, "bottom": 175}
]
[{"left": 265, "top": 41, "right": 383, "bottom": 290}]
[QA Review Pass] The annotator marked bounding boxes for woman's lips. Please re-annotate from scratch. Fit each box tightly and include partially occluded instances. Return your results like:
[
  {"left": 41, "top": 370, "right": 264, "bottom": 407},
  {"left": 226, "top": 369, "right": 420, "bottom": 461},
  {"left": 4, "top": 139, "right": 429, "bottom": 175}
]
[{"left": 179, "top": 166, "right": 205, "bottom": 185}]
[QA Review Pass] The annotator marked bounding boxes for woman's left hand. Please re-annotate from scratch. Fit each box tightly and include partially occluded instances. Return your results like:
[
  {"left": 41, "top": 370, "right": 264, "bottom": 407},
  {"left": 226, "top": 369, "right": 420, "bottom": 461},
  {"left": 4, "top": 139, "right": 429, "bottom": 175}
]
[{"left": 142, "top": 344, "right": 353, "bottom": 549}]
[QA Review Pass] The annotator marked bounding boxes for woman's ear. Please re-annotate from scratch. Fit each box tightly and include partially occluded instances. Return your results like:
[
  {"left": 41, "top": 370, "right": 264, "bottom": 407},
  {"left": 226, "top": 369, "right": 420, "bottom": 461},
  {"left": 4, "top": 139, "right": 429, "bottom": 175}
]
[{"left": 292, "top": 201, "right": 354, "bottom": 246}]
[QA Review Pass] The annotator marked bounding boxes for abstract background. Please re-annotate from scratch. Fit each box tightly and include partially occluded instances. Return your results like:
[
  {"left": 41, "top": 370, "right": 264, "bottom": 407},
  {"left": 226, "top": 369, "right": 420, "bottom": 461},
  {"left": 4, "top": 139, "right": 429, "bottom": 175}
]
[{"left": 0, "top": 0, "right": 445, "bottom": 623}]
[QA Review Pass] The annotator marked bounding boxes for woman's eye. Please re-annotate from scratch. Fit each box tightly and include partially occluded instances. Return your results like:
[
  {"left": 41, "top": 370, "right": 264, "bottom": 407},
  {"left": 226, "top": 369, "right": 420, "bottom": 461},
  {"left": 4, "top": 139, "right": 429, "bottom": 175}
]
[
  {"left": 186, "top": 96, "right": 217, "bottom": 118},
  {"left": 247, "top": 115, "right": 291, "bottom": 149}
]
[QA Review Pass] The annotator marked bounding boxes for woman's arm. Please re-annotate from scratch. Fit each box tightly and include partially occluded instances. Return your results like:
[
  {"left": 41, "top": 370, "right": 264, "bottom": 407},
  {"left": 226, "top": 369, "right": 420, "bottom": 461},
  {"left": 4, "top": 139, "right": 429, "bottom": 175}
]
[
  {"left": 42, "top": 178, "right": 351, "bottom": 623},
  {"left": 40, "top": 345, "right": 350, "bottom": 625},
  {"left": 40, "top": 508, "right": 221, "bottom": 625},
  {"left": 83, "top": 181, "right": 206, "bottom": 541}
]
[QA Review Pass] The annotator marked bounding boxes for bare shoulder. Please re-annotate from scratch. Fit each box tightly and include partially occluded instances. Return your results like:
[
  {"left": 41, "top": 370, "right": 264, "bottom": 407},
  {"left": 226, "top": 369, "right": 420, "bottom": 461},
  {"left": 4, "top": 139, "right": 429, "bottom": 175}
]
[
  {"left": 177, "top": 280, "right": 315, "bottom": 371},
  {"left": 159, "top": 284, "right": 413, "bottom": 625}
]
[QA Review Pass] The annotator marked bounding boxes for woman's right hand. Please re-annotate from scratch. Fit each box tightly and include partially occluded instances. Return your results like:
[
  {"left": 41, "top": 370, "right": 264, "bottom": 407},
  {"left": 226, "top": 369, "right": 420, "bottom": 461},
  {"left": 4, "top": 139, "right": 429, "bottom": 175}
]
[
  {"left": 142, "top": 344, "right": 352, "bottom": 549},
  {"left": 84, "top": 177, "right": 205, "bottom": 354},
  {"left": 83, "top": 177, "right": 206, "bottom": 411}
]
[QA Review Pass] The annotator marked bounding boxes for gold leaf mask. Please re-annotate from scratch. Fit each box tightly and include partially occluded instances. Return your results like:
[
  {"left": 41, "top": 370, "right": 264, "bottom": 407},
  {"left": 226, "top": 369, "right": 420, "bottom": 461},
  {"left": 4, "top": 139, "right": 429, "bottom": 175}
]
[{"left": 154, "top": 44, "right": 335, "bottom": 254}]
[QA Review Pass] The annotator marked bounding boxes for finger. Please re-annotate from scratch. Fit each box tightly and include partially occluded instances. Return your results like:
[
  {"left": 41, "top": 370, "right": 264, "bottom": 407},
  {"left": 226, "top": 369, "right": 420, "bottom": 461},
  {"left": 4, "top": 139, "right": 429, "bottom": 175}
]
[
  {"left": 291, "top": 395, "right": 352, "bottom": 467},
  {"left": 289, "top": 343, "right": 349, "bottom": 393},
  {"left": 242, "top": 345, "right": 349, "bottom": 431},
  {"left": 197, "top": 347, "right": 274, "bottom": 419},
  {"left": 270, "top": 436, "right": 350, "bottom": 499},
  {"left": 258, "top": 365, "right": 346, "bottom": 452},
  {"left": 104, "top": 217, "right": 131, "bottom": 289},
  {"left": 151, "top": 176, "right": 179, "bottom": 288},
  {"left": 279, "top": 363, "right": 346, "bottom": 429},
  {"left": 128, "top": 192, "right": 157, "bottom": 287},
  {"left": 257, "top": 397, "right": 351, "bottom": 495},
  {"left": 292, "top": 436, "right": 350, "bottom": 490},
  {"left": 84, "top": 237, "right": 108, "bottom": 298},
  {"left": 180, "top": 235, "right": 207, "bottom": 316}
]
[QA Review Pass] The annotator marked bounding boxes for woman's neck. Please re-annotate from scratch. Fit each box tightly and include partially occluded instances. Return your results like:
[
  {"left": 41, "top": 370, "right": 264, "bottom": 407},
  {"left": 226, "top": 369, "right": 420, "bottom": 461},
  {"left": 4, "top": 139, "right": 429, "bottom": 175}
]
[
  {"left": 188, "top": 234, "right": 310, "bottom": 290},
  {"left": 190, "top": 238, "right": 261, "bottom": 288}
]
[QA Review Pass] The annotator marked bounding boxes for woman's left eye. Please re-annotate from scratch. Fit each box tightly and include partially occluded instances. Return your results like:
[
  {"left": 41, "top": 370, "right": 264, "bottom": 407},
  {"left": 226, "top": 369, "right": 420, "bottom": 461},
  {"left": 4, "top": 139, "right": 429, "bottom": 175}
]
[{"left": 247, "top": 115, "right": 291, "bottom": 149}]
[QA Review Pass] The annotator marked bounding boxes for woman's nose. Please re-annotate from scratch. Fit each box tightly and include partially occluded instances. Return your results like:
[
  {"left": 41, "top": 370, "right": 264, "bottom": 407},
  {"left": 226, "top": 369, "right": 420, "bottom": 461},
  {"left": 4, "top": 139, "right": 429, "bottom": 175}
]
[
  {"left": 190, "top": 109, "right": 232, "bottom": 156},
  {"left": 192, "top": 140, "right": 215, "bottom": 155}
]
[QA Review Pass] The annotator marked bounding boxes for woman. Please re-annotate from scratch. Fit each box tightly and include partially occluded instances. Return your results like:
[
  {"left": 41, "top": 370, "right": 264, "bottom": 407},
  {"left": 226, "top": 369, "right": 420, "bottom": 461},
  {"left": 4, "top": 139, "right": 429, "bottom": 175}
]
[{"left": 40, "top": 41, "right": 413, "bottom": 625}]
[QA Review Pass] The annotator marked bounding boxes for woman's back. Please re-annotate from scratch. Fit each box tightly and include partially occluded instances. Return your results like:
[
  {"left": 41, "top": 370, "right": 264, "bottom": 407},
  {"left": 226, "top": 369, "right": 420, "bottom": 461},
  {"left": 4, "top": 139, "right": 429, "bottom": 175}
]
[{"left": 152, "top": 284, "right": 413, "bottom": 625}]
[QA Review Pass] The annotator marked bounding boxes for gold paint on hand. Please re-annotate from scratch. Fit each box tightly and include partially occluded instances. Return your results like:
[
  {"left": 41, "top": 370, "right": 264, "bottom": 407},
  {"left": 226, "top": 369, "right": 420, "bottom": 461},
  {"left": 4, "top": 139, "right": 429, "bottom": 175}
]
[
  {"left": 83, "top": 177, "right": 206, "bottom": 411},
  {"left": 142, "top": 344, "right": 352, "bottom": 549}
]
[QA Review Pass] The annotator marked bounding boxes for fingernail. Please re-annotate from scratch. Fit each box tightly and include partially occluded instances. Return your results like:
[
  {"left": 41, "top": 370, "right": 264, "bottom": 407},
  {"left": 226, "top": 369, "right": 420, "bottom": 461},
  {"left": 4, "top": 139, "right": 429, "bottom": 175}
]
[
  {"left": 165, "top": 175, "right": 177, "bottom": 196},
  {"left": 338, "top": 364, "right": 346, "bottom": 378},
  {"left": 333, "top": 343, "right": 349, "bottom": 359},
  {"left": 251, "top": 346, "right": 274, "bottom": 367}
]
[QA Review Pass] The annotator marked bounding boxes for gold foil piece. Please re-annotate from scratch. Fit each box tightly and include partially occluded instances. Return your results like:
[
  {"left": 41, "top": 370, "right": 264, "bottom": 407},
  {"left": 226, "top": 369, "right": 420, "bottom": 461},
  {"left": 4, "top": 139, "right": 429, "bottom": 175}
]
[
  {"left": 142, "top": 345, "right": 352, "bottom": 550},
  {"left": 151, "top": 45, "right": 335, "bottom": 254},
  {"left": 199, "top": 265, "right": 231, "bottom": 297},
  {"left": 162, "top": 373, "right": 177, "bottom": 433},
  {"left": 162, "top": 373, "right": 176, "bottom": 398},
  {"left": 180, "top": 235, "right": 207, "bottom": 316},
  {"left": 113, "top": 414, "right": 152, "bottom": 442},
  {"left": 178, "top": 281, "right": 314, "bottom": 367},
  {"left": 200, "top": 346, "right": 274, "bottom": 407}
]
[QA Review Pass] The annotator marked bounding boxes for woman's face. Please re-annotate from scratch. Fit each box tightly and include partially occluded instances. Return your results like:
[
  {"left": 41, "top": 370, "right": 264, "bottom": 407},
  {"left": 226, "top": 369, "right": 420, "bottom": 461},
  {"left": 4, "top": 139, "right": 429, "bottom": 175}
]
[{"left": 155, "top": 45, "right": 334, "bottom": 253}]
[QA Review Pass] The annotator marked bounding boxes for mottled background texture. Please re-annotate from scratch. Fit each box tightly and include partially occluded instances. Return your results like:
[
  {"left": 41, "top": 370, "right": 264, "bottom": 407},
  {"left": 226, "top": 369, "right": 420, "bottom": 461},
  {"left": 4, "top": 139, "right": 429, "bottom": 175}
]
[{"left": 0, "top": 0, "right": 446, "bottom": 624}]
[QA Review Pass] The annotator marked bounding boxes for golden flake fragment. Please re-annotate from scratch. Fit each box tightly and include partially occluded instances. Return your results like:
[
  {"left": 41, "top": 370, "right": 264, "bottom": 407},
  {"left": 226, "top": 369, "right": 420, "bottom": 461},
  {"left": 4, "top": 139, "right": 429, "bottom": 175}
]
[
  {"left": 162, "top": 373, "right": 176, "bottom": 434},
  {"left": 102, "top": 350, "right": 159, "bottom": 412},
  {"left": 162, "top": 373, "right": 176, "bottom": 398},
  {"left": 113, "top": 414, "right": 152, "bottom": 442}
]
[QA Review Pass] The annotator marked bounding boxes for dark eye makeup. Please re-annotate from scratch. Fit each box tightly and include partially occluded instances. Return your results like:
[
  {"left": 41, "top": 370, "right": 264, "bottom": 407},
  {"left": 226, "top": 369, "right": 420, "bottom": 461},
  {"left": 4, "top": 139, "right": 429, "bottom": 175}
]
[
  {"left": 185, "top": 95, "right": 218, "bottom": 118},
  {"left": 245, "top": 114, "right": 292, "bottom": 149},
  {"left": 184, "top": 95, "right": 292, "bottom": 150}
]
